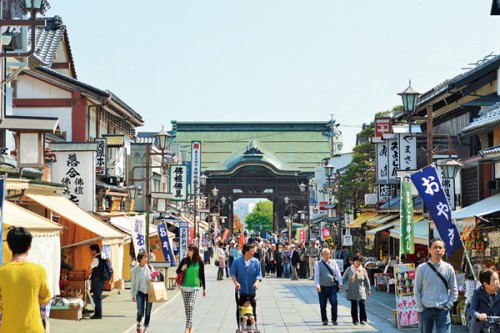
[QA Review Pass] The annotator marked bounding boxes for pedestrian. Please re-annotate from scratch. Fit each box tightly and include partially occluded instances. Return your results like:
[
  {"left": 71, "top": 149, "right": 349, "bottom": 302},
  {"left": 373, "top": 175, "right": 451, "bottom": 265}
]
[
  {"left": 308, "top": 241, "right": 320, "bottom": 280},
  {"left": 0, "top": 226, "right": 50, "bottom": 333},
  {"left": 415, "top": 238, "right": 458, "bottom": 333},
  {"left": 468, "top": 268, "right": 500, "bottom": 333},
  {"left": 176, "top": 244, "right": 206, "bottom": 333},
  {"left": 230, "top": 243, "right": 263, "bottom": 327},
  {"left": 269, "top": 244, "right": 276, "bottom": 277},
  {"left": 88, "top": 243, "right": 107, "bottom": 319},
  {"left": 342, "top": 255, "right": 371, "bottom": 325},
  {"left": 275, "top": 243, "right": 283, "bottom": 278},
  {"left": 259, "top": 242, "right": 267, "bottom": 278},
  {"left": 131, "top": 252, "right": 154, "bottom": 333},
  {"left": 291, "top": 243, "right": 300, "bottom": 280},
  {"left": 216, "top": 241, "right": 226, "bottom": 280},
  {"left": 299, "top": 243, "right": 308, "bottom": 279},
  {"left": 228, "top": 240, "right": 236, "bottom": 275},
  {"left": 314, "top": 248, "right": 343, "bottom": 326},
  {"left": 282, "top": 245, "right": 292, "bottom": 278}
]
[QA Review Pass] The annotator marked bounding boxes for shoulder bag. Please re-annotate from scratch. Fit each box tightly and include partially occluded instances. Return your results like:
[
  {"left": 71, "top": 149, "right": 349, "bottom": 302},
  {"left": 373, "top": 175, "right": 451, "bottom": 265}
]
[
  {"left": 426, "top": 262, "right": 449, "bottom": 290},
  {"left": 321, "top": 260, "right": 339, "bottom": 287}
]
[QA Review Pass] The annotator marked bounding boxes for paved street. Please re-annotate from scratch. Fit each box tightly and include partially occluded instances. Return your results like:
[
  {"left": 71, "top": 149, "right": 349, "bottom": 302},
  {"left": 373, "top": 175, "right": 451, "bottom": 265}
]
[{"left": 51, "top": 265, "right": 467, "bottom": 333}]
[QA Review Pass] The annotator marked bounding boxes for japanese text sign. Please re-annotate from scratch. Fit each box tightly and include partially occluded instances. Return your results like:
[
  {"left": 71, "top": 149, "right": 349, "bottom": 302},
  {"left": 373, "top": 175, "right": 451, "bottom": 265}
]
[{"left": 169, "top": 164, "right": 188, "bottom": 201}]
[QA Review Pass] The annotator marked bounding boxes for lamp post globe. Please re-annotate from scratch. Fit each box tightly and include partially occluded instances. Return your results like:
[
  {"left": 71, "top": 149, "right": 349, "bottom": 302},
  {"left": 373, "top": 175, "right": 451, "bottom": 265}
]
[
  {"left": 398, "top": 81, "right": 420, "bottom": 115},
  {"left": 324, "top": 163, "right": 335, "bottom": 178},
  {"left": 156, "top": 126, "right": 171, "bottom": 151},
  {"left": 284, "top": 196, "right": 290, "bottom": 205},
  {"left": 440, "top": 159, "right": 462, "bottom": 179},
  {"left": 200, "top": 173, "right": 208, "bottom": 187},
  {"left": 298, "top": 182, "right": 307, "bottom": 193},
  {"left": 211, "top": 187, "right": 219, "bottom": 197}
]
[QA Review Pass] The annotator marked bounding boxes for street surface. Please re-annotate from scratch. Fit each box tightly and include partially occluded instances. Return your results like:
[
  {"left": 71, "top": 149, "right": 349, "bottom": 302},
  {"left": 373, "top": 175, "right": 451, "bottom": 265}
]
[{"left": 51, "top": 265, "right": 467, "bottom": 333}]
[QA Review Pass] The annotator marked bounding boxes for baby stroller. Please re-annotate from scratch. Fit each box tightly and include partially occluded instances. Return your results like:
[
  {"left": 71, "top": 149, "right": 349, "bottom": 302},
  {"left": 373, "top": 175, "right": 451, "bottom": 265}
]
[{"left": 235, "top": 290, "right": 260, "bottom": 333}]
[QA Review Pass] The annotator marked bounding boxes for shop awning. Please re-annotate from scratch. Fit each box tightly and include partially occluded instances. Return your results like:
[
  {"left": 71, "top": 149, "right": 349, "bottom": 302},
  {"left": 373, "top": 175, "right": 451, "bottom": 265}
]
[
  {"left": 366, "top": 221, "right": 399, "bottom": 239},
  {"left": 389, "top": 219, "right": 429, "bottom": 245},
  {"left": 26, "top": 193, "right": 124, "bottom": 243},
  {"left": 5, "top": 201, "right": 61, "bottom": 236},
  {"left": 347, "top": 212, "right": 377, "bottom": 228},
  {"left": 366, "top": 214, "right": 399, "bottom": 227},
  {"left": 453, "top": 193, "right": 500, "bottom": 221}
]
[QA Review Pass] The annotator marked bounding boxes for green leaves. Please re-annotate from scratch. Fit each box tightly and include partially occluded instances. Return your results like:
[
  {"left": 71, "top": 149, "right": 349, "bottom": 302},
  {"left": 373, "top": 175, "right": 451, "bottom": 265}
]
[{"left": 244, "top": 201, "right": 273, "bottom": 233}]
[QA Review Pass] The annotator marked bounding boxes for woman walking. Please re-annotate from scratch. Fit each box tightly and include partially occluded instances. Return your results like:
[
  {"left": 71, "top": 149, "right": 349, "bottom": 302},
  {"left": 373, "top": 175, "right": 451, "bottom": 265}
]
[
  {"left": 131, "top": 252, "right": 154, "bottom": 333},
  {"left": 342, "top": 255, "right": 371, "bottom": 325},
  {"left": 176, "top": 244, "right": 207, "bottom": 333},
  {"left": 282, "top": 245, "right": 292, "bottom": 278},
  {"left": 216, "top": 241, "right": 226, "bottom": 280},
  {"left": 275, "top": 243, "right": 283, "bottom": 278}
]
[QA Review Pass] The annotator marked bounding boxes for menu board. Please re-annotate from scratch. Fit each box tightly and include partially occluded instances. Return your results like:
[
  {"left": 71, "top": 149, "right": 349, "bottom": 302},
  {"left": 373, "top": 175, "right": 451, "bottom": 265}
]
[{"left": 394, "top": 264, "right": 419, "bottom": 328}]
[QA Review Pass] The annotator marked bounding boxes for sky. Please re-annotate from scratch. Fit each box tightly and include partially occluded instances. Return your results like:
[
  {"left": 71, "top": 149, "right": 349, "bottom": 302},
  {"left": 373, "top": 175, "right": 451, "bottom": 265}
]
[{"left": 47, "top": 0, "right": 500, "bottom": 152}]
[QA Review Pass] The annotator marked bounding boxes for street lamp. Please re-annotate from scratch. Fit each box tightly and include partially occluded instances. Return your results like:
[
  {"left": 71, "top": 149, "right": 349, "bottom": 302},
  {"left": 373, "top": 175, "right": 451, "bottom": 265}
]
[
  {"left": 156, "top": 126, "right": 172, "bottom": 151},
  {"left": 211, "top": 186, "right": 219, "bottom": 198},
  {"left": 398, "top": 81, "right": 420, "bottom": 115},
  {"left": 440, "top": 159, "right": 462, "bottom": 179},
  {"left": 324, "top": 163, "right": 335, "bottom": 181}
]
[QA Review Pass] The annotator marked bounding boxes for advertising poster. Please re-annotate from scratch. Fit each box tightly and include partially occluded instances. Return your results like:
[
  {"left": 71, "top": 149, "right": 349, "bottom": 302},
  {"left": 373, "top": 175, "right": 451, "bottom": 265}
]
[
  {"left": 394, "top": 264, "right": 419, "bottom": 328},
  {"left": 157, "top": 223, "right": 175, "bottom": 266}
]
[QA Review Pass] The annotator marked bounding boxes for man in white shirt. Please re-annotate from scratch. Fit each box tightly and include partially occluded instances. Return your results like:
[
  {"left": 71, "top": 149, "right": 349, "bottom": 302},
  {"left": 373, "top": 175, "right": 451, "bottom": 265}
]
[{"left": 314, "top": 248, "right": 343, "bottom": 326}]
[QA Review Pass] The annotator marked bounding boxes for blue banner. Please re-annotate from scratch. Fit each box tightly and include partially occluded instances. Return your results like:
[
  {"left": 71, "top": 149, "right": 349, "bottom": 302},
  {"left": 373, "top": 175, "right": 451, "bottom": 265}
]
[
  {"left": 410, "top": 165, "right": 461, "bottom": 255},
  {"left": 157, "top": 223, "right": 175, "bottom": 266}
]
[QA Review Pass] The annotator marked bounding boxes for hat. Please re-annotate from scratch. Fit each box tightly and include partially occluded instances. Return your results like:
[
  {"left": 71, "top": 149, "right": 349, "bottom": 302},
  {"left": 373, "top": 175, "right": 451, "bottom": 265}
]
[
  {"left": 230, "top": 240, "right": 235, "bottom": 244},
  {"left": 247, "top": 237, "right": 257, "bottom": 244}
]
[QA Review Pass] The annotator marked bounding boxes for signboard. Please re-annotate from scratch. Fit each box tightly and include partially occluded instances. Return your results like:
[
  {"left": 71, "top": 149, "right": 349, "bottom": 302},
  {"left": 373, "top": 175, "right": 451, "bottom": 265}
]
[
  {"left": 439, "top": 166, "right": 456, "bottom": 211},
  {"left": 322, "top": 225, "right": 332, "bottom": 243},
  {"left": 334, "top": 259, "right": 344, "bottom": 273},
  {"left": 52, "top": 151, "right": 96, "bottom": 212},
  {"left": 157, "top": 223, "right": 175, "bottom": 266},
  {"left": 191, "top": 141, "right": 201, "bottom": 194},
  {"left": 378, "top": 184, "right": 392, "bottom": 203},
  {"left": 375, "top": 117, "right": 391, "bottom": 138},
  {"left": 394, "top": 264, "right": 419, "bottom": 328},
  {"left": 95, "top": 138, "right": 106, "bottom": 175},
  {"left": 376, "top": 142, "right": 389, "bottom": 184},
  {"left": 388, "top": 139, "right": 399, "bottom": 183},
  {"left": 401, "top": 179, "right": 414, "bottom": 254},
  {"left": 398, "top": 134, "right": 417, "bottom": 171},
  {"left": 343, "top": 234, "right": 352, "bottom": 246},
  {"left": 130, "top": 216, "right": 146, "bottom": 259},
  {"left": 319, "top": 201, "right": 327, "bottom": 216},
  {"left": 169, "top": 164, "right": 188, "bottom": 201},
  {"left": 179, "top": 221, "right": 189, "bottom": 260}
]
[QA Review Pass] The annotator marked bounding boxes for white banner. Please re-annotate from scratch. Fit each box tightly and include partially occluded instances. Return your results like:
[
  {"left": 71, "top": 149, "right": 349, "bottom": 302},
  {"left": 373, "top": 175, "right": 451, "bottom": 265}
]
[
  {"left": 376, "top": 142, "right": 389, "bottom": 184},
  {"left": 130, "top": 215, "right": 146, "bottom": 259},
  {"left": 387, "top": 139, "right": 399, "bottom": 183},
  {"left": 398, "top": 134, "right": 417, "bottom": 171},
  {"left": 191, "top": 141, "right": 201, "bottom": 194},
  {"left": 169, "top": 164, "right": 188, "bottom": 201},
  {"left": 52, "top": 151, "right": 96, "bottom": 212}
]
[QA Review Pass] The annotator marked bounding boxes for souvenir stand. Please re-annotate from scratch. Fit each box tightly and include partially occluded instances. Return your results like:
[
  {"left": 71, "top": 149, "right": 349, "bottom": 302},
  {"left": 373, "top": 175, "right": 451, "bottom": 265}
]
[{"left": 394, "top": 263, "right": 419, "bottom": 329}]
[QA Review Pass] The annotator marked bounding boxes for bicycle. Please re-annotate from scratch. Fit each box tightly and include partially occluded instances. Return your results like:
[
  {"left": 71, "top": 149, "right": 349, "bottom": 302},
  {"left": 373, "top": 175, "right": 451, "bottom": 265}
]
[{"left": 487, "top": 316, "right": 500, "bottom": 333}]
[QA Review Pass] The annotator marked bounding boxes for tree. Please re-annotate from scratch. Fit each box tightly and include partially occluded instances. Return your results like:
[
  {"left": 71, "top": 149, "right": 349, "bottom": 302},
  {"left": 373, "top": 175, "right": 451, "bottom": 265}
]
[
  {"left": 233, "top": 215, "right": 244, "bottom": 233},
  {"left": 244, "top": 201, "right": 273, "bottom": 233}
]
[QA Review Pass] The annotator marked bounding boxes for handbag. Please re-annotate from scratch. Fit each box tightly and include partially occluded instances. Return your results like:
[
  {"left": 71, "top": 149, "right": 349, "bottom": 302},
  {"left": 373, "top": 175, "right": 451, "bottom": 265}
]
[
  {"left": 214, "top": 259, "right": 220, "bottom": 267},
  {"left": 147, "top": 281, "right": 168, "bottom": 303},
  {"left": 322, "top": 260, "right": 339, "bottom": 287},
  {"left": 175, "top": 270, "right": 185, "bottom": 287}
]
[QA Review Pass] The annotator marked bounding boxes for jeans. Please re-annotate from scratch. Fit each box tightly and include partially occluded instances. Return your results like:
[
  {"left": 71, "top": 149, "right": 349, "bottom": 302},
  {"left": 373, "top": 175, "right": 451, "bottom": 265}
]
[
  {"left": 318, "top": 285, "right": 338, "bottom": 323},
  {"left": 419, "top": 307, "right": 451, "bottom": 333},
  {"left": 91, "top": 278, "right": 105, "bottom": 317},
  {"left": 136, "top": 291, "right": 152, "bottom": 326},
  {"left": 350, "top": 299, "right": 366, "bottom": 323},
  {"left": 228, "top": 256, "right": 234, "bottom": 273},
  {"left": 284, "top": 263, "right": 290, "bottom": 278}
]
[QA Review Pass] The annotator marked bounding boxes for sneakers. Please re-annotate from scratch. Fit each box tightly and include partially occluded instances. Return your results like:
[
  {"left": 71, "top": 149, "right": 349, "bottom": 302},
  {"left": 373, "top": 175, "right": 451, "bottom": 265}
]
[
  {"left": 353, "top": 322, "right": 359, "bottom": 325},
  {"left": 332, "top": 321, "right": 338, "bottom": 325},
  {"left": 322, "top": 321, "right": 328, "bottom": 326},
  {"left": 360, "top": 321, "right": 367, "bottom": 325}
]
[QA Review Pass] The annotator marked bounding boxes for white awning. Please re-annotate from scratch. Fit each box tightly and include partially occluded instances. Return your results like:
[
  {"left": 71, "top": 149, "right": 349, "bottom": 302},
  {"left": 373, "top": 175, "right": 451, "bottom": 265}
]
[
  {"left": 453, "top": 193, "right": 500, "bottom": 220},
  {"left": 5, "top": 201, "right": 62, "bottom": 236},
  {"left": 389, "top": 219, "right": 429, "bottom": 245},
  {"left": 366, "top": 221, "right": 399, "bottom": 239},
  {"left": 26, "top": 193, "right": 124, "bottom": 243}
]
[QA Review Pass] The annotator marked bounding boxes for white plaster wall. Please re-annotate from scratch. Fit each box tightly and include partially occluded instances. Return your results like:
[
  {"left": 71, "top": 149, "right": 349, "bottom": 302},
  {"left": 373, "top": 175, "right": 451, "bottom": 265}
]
[
  {"left": 17, "top": 75, "right": 71, "bottom": 99},
  {"left": 12, "top": 107, "right": 73, "bottom": 141}
]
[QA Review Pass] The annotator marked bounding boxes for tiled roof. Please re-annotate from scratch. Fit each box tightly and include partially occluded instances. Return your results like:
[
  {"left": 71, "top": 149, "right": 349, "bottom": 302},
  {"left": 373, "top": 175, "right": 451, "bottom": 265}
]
[
  {"left": 479, "top": 144, "right": 500, "bottom": 157},
  {"left": 460, "top": 101, "right": 500, "bottom": 136}
]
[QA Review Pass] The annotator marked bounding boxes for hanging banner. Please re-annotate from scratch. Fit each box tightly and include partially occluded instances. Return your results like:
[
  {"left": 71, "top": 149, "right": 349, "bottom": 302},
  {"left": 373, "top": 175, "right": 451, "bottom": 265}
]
[
  {"left": 191, "top": 141, "right": 201, "bottom": 194},
  {"left": 401, "top": 178, "right": 414, "bottom": 254},
  {"left": 299, "top": 229, "right": 306, "bottom": 244},
  {"left": 398, "top": 134, "right": 417, "bottom": 171},
  {"left": 0, "top": 178, "right": 5, "bottom": 264},
  {"left": 157, "top": 223, "right": 175, "bottom": 266},
  {"left": 410, "top": 165, "right": 461, "bottom": 255},
  {"left": 179, "top": 221, "right": 189, "bottom": 260},
  {"left": 131, "top": 216, "right": 146, "bottom": 259},
  {"left": 321, "top": 225, "right": 332, "bottom": 243},
  {"left": 95, "top": 138, "right": 107, "bottom": 175},
  {"left": 221, "top": 228, "right": 230, "bottom": 242},
  {"left": 169, "top": 164, "right": 188, "bottom": 201}
]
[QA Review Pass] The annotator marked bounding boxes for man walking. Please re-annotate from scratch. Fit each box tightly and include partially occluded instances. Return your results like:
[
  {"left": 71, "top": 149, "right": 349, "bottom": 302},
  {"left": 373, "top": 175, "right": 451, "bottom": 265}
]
[
  {"left": 415, "top": 238, "right": 458, "bottom": 333},
  {"left": 291, "top": 243, "right": 300, "bottom": 281},
  {"left": 308, "top": 240, "right": 320, "bottom": 280},
  {"left": 89, "top": 244, "right": 105, "bottom": 319},
  {"left": 314, "top": 248, "right": 343, "bottom": 326}
]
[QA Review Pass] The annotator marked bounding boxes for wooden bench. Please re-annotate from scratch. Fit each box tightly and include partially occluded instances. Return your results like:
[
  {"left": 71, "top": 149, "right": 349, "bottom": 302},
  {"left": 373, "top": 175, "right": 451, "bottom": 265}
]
[{"left": 168, "top": 276, "right": 177, "bottom": 290}]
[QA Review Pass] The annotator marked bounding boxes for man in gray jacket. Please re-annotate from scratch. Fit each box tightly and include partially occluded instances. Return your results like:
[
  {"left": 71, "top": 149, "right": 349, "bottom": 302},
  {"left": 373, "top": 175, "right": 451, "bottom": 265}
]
[
  {"left": 415, "top": 238, "right": 458, "bottom": 333},
  {"left": 314, "top": 248, "right": 343, "bottom": 326},
  {"left": 308, "top": 240, "right": 320, "bottom": 280}
]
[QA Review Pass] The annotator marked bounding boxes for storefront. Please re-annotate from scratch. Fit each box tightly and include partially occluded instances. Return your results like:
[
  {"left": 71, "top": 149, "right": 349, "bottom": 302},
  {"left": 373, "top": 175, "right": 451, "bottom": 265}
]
[
  {"left": 24, "top": 191, "right": 125, "bottom": 290},
  {"left": 389, "top": 219, "right": 429, "bottom": 266}
]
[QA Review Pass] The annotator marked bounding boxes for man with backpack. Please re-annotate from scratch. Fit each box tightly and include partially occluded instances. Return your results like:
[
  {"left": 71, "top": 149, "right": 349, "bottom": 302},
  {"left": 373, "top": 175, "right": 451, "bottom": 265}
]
[{"left": 89, "top": 244, "right": 113, "bottom": 319}]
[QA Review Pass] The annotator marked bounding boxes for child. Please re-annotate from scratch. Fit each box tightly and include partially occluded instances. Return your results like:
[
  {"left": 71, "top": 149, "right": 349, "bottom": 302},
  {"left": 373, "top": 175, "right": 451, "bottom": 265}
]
[{"left": 240, "top": 299, "right": 256, "bottom": 332}]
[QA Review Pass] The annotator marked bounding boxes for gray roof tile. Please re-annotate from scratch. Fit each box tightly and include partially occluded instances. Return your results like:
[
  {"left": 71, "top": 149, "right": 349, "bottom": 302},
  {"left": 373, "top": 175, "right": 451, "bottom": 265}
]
[{"left": 460, "top": 101, "right": 500, "bottom": 136}]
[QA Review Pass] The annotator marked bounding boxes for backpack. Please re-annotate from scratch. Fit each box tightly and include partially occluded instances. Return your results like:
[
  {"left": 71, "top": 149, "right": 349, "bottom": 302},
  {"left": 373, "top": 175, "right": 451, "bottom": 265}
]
[{"left": 99, "top": 258, "right": 113, "bottom": 281}]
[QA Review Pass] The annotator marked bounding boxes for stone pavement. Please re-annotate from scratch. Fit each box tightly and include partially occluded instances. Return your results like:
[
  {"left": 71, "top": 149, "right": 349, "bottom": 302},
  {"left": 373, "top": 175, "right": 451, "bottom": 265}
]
[{"left": 51, "top": 264, "right": 468, "bottom": 333}]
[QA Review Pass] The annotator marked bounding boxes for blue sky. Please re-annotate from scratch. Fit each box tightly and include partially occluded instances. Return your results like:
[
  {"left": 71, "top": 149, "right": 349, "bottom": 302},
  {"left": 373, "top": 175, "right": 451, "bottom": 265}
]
[{"left": 47, "top": 1, "right": 500, "bottom": 152}]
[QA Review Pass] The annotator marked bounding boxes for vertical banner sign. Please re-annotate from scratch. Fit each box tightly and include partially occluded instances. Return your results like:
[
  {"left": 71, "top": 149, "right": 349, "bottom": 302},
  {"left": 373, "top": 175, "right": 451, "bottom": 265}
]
[
  {"left": 95, "top": 138, "right": 107, "bottom": 175},
  {"left": 52, "top": 151, "right": 96, "bottom": 212},
  {"left": 398, "top": 134, "right": 417, "bottom": 171},
  {"left": 222, "top": 228, "right": 230, "bottom": 242},
  {"left": 191, "top": 141, "right": 201, "bottom": 194},
  {"left": 401, "top": 179, "right": 414, "bottom": 254},
  {"left": 375, "top": 117, "right": 391, "bottom": 138},
  {"left": 0, "top": 178, "right": 5, "bottom": 264},
  {"left": 439, "top": 166, "right": 456, "bottom": 210},
  {"left": 410, "top": 165, "right": 461, "bottom": 255},
  {"left": 169, "top": 164, "right": 188, "bottom": 201},
  {"left": 130, "top": 216, "right": 146, "bottom": 259},
  {"left": 157, "top": 223, "right": 175, "bottom": 266},
  {"left": 388, "top": 139, "right": 399, "bottom": 183},
  {"left": 179, "top": 221, "right": 189, "bottom": 260},
  {"left": 299, "top": 229, "right": 306, "bottom": 244},
  {"left": 376, "top": 142, "right": 389, "bottom": 184}
]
